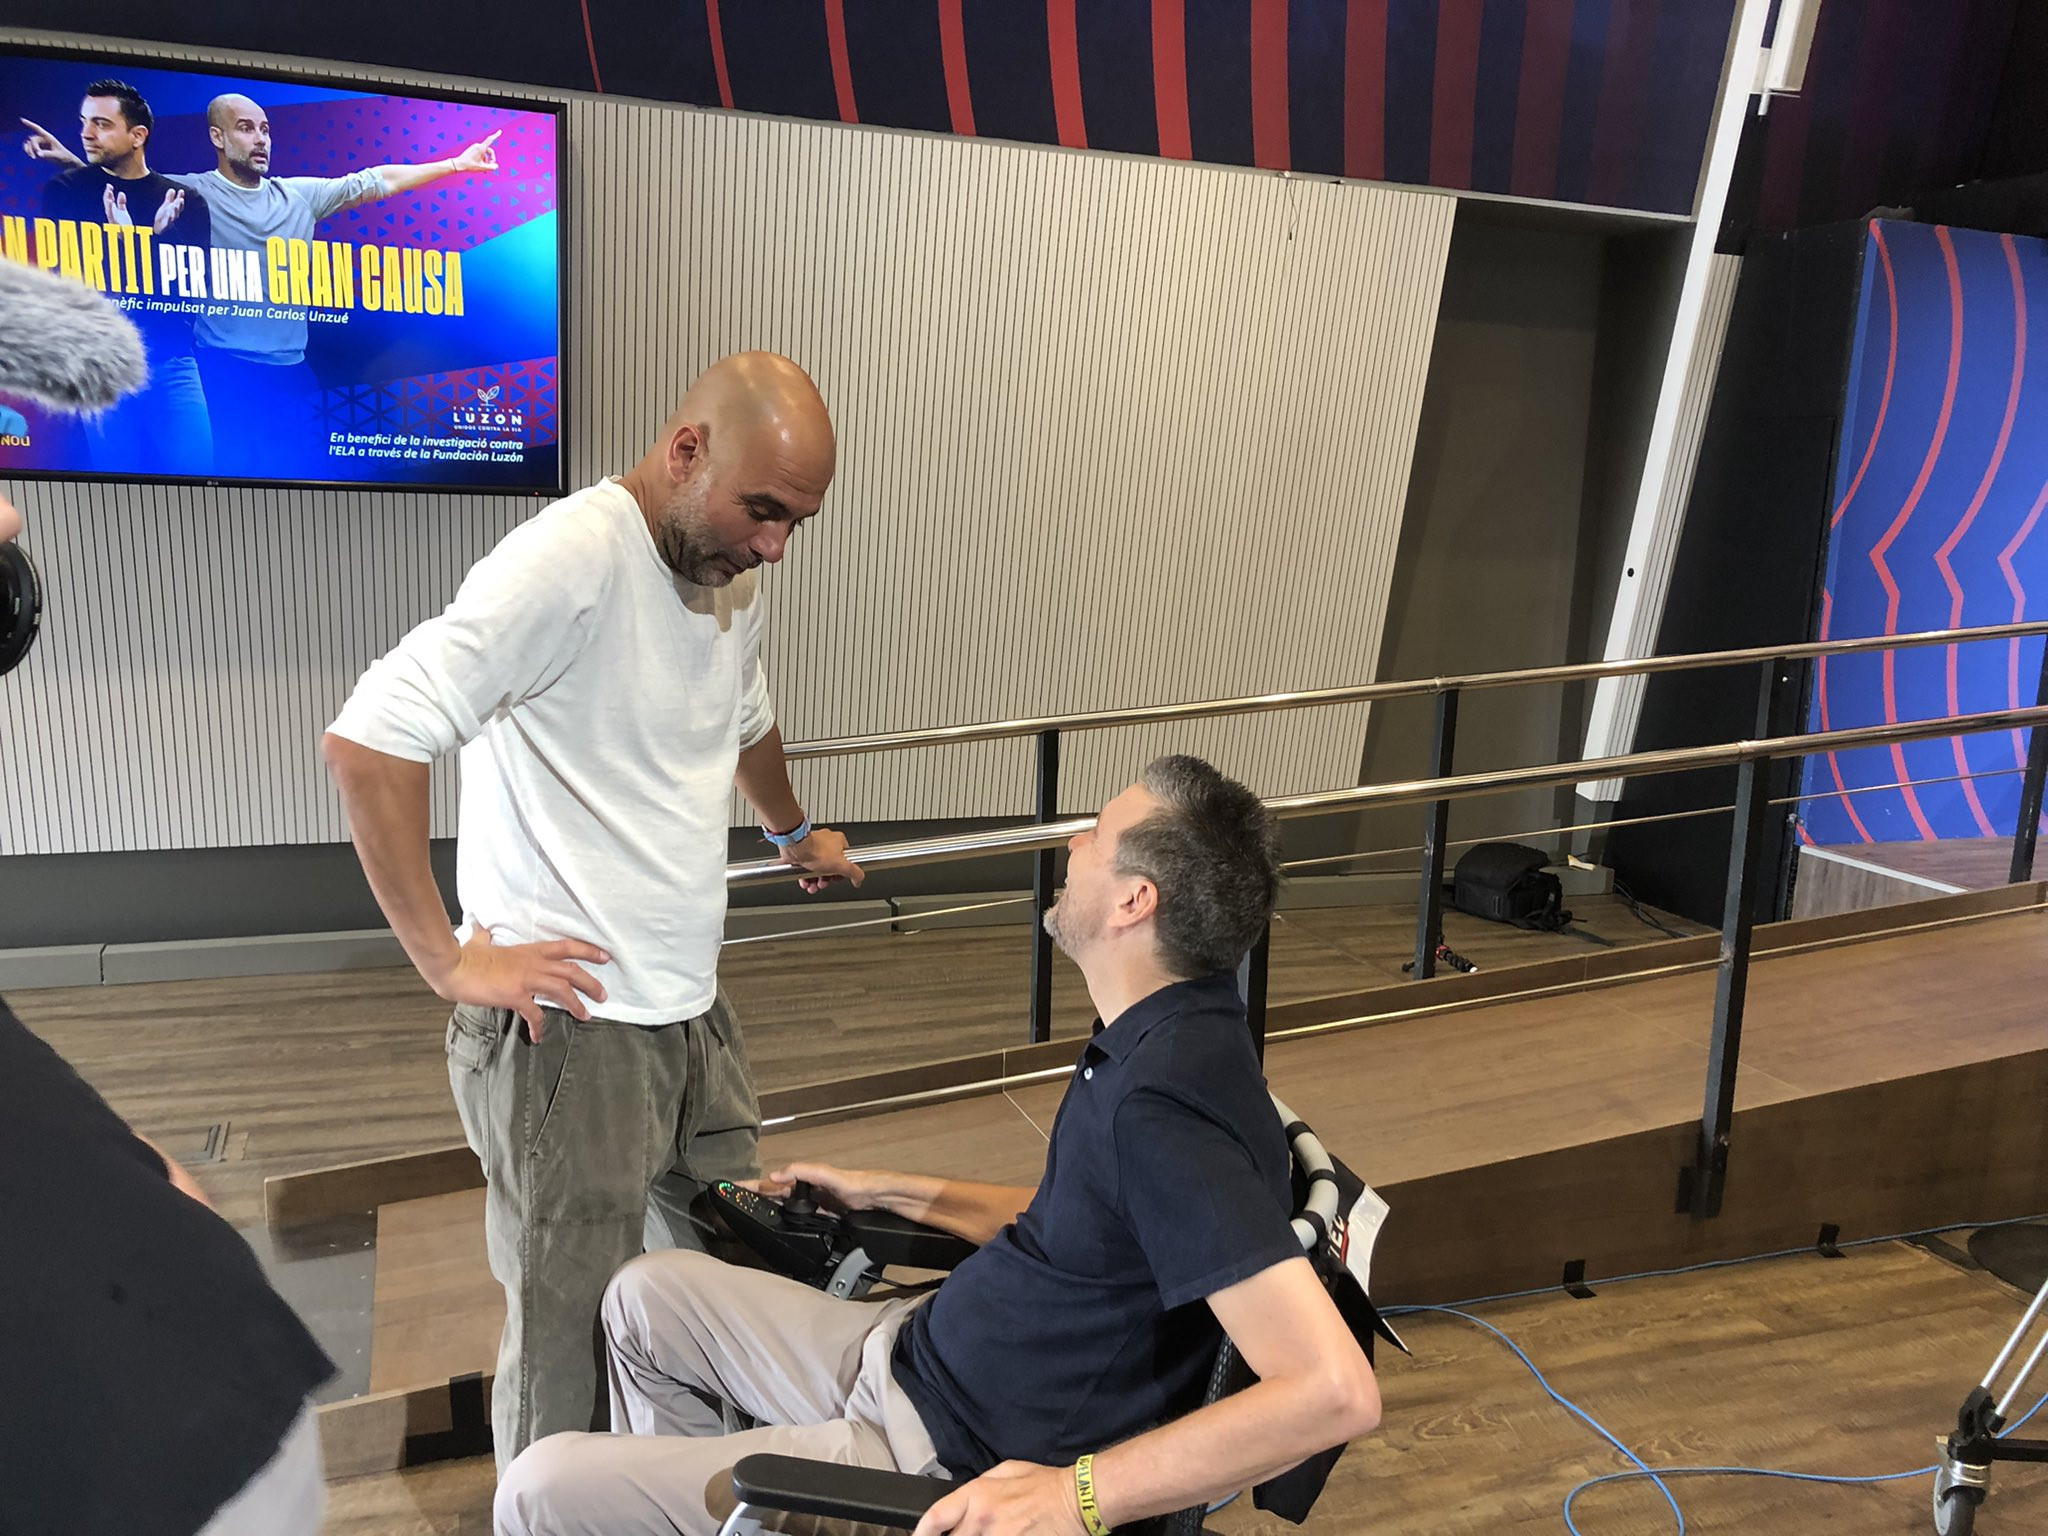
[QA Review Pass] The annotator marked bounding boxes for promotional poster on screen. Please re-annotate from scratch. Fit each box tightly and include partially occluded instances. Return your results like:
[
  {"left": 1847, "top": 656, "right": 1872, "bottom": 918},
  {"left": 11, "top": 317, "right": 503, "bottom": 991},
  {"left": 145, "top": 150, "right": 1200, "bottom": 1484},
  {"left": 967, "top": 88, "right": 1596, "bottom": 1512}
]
[{"left": 0, "top": 50, "right": 562, "bottom": 491}]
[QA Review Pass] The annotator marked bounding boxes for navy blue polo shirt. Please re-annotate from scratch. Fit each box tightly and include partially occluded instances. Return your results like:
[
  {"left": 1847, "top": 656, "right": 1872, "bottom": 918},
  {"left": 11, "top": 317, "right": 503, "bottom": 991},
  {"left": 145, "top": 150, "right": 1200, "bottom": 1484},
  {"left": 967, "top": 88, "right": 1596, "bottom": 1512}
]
[{"left": 891, "top": 971, "right": 1300, "bottom": 1476}]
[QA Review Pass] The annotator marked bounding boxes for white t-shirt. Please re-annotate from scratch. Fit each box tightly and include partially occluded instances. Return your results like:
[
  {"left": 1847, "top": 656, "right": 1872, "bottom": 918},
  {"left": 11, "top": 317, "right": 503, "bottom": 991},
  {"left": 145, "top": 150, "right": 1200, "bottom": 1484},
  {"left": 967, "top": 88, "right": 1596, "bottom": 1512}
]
[{"left": 328, "top": 478, "right": 774, "bottom": 1023}]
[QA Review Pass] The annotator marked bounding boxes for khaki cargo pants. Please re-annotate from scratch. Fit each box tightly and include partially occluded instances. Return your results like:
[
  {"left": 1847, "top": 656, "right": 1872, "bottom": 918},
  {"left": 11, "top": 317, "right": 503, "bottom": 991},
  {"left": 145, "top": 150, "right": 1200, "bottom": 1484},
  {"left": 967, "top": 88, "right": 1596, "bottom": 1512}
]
[{"left": 447, "top": 990, "right": 761, "bottom": 1473}]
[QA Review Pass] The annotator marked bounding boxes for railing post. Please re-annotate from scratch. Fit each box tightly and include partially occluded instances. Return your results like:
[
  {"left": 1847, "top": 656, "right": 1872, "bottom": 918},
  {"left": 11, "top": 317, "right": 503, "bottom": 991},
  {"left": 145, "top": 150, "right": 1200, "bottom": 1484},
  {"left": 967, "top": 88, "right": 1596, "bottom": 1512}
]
[
  {"left": 1682, "top": 660, "right": 1782, "bottom": 1218},
  {"left": 1412, "top": 689, "right": 1460, "bottom": 980},
  {"left": 1029, "top": 729, "right": 1061, "bottom": 1044},
  {"left": 2010, "top": 640, "right": 2048, "bottom": 883},
  {"left": 1236, "top": 922, "right": 1271, "bottom": 1063}
]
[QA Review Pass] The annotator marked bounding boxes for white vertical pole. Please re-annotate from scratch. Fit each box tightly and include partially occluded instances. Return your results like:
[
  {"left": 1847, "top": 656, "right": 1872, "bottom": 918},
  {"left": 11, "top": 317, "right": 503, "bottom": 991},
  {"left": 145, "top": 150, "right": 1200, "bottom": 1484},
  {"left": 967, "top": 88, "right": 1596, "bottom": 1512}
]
[{"left": 1579, "top": 0, "right": 1777, "bottom": 796}]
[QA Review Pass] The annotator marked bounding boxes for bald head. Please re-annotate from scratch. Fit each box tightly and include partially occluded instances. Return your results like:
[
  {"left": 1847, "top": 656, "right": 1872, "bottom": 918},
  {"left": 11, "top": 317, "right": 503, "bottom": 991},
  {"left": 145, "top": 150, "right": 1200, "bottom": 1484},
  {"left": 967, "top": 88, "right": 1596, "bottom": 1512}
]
[
  {"left": 207, "top": 93, "right": 256, "bottom": 132},
  {"left": 628, "top": 352, "right": 837, "bottom": 586},
  {"left": 207, "top": 94, "right": 272, "bottom": 185},
  {"left": 658, "top": 352, "right": 834, "bottom": 477}
]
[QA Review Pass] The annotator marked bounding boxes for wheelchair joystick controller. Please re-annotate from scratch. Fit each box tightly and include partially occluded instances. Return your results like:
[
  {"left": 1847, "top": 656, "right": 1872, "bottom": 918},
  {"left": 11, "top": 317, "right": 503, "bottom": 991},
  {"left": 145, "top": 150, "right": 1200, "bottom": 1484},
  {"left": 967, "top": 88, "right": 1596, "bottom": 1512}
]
[
  {"left": 710, "top": 1177, "right": 987, "bottom": 1298},
  {"left": 709, "top": 1179, "right": 844, "bottom": 1282}
]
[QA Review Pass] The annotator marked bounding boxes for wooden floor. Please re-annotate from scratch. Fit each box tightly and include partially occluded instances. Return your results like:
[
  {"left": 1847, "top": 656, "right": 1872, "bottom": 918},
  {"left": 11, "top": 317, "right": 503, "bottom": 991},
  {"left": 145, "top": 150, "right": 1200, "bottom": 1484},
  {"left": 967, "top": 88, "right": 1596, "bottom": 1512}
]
[
  {"left": 324, "top": 1237, "right": 2048, "bottom": 1535},
  {"left": 1795, "top": 837, "right": 2023, "bottom": 919},
  {"left": 354, "top": 905, "right": 2048, "bottom": 1403},
  {"left": 6, "top": 893, "right": 1701, "bottom": 1230},
  {"left": 1815, "top": 836, "right": 2021, "bottom": 889}
]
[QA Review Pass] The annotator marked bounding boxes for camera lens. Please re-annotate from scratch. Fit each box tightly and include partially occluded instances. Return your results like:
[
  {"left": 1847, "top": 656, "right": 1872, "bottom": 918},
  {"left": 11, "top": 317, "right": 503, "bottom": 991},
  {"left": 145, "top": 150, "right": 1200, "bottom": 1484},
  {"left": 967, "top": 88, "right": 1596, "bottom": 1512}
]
[{"left": 1, "top": 542, "right": 43, "bottom": 676}]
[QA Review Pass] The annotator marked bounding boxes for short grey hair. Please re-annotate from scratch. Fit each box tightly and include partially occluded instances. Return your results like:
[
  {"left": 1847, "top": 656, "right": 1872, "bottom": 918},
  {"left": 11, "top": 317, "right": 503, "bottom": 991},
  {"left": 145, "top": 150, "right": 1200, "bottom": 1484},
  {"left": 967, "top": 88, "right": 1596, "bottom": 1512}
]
[{"left": 1112, "top": 755, "right": 1282, "bottom": 978}]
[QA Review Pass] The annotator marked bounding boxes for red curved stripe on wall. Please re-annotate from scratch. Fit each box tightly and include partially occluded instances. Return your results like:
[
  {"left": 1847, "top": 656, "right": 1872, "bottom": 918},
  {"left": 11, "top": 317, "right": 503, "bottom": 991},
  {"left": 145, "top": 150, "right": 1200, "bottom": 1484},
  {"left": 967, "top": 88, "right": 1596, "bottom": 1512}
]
[
  {"left": 1250, "top": 0, "right": 1291, "bottom": 170},
  {"left": 938, "top": 0, "right": 976, "bottom": 136},
  {"left": 1816, "top": 591, "right": 1878, "bottom": 842},
  {"left": 1152, "top": 0, "right": 1191, "bottom": 159},
  {"left": 578, "top": 0, "right": 604, "bottom": 92},
  {"left": 1343, "top": 0, "right": 1387, "bottom": 181},
  {"left": 1833, "top": 222, "right": 1899, "bottom": 530},
  {"left": 705, "top": 0, "right": 734, "bottom": 110},
  {"left": 1866, "top": 225, "right": 1963, "bottom": 840},
  {"left": 1932, "top": 234, "right": 2025, "bottom": 836},
  {"left": 1047, "top": 0, "right": 1088, "bottom": 149},
  {"left": 1430, "top": 0, "right": 1482, "bottom": 189},
  {"left": 1510, "top": 2, "right": 1570, "bottom": 200},
  {"left": 825, "top": 0, "right": 859, "bottom": 123}
]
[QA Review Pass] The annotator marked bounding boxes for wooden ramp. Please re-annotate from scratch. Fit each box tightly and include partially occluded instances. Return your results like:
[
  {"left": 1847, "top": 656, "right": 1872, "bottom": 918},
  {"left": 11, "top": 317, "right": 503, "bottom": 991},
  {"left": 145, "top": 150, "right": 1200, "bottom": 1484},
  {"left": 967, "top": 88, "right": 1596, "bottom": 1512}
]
[
  {"left": 1793, "top": 835, "right": 2019, "bottom": 917},
  {"left": 329, "top": 902, "right": 2048, "bottom": 1472},
  {"left": 370, "top": 1191, "right": 498, "bottom": 1395}
]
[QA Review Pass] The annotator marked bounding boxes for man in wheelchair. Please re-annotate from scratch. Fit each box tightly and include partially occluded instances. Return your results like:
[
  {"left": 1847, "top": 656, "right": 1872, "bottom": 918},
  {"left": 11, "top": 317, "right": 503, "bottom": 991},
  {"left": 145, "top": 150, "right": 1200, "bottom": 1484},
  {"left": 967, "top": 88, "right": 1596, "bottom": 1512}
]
[{"left": 496, "top": 756, "right": 1382, "bottom": 1535}]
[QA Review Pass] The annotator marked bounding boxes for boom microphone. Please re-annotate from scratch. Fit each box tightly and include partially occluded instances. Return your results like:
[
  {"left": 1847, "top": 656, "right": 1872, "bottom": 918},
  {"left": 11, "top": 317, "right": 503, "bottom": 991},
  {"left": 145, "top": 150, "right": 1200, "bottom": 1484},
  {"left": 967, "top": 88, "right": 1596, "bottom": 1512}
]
[
  {"left": 0, "top": 259, "right": 149, "bottom": 676},
  {"left": 0, "top": 257, "right": 148, "bottom": 411}
]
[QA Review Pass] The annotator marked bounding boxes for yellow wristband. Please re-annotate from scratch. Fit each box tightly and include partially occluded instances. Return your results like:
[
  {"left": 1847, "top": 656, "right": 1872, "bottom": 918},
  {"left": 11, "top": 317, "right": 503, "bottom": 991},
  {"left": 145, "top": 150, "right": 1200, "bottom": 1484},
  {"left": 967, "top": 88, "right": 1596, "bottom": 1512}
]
[{"left": 1073, "top": 1453, "right": 1112, "bottom": 1536}]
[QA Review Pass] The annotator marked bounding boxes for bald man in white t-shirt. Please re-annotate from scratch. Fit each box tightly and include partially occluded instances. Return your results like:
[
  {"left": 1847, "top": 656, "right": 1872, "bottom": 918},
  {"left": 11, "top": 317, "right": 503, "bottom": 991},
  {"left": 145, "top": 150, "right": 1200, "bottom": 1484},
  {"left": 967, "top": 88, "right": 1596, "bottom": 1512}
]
[{"left": 325, "top": 352, "right": 863, "bottom": 1470}]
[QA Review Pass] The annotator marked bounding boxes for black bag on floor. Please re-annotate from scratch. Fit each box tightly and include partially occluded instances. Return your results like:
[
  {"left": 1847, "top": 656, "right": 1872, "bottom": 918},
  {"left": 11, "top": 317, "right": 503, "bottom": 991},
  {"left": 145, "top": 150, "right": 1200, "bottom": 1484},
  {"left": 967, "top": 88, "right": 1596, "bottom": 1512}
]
[{"left": 1451, "top": 842, "right": 1571, "bottom": 932}]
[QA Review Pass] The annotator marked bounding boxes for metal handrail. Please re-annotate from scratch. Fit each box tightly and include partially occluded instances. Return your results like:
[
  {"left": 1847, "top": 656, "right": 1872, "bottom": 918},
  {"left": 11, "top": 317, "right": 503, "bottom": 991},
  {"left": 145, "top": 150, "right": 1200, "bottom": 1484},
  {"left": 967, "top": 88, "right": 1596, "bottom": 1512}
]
[
  {"left": 730, "top": 702, "right": 2048, "bottom": 887},
  {"left": 783, "top": 619, "right": 2048, "bottom": 760}
]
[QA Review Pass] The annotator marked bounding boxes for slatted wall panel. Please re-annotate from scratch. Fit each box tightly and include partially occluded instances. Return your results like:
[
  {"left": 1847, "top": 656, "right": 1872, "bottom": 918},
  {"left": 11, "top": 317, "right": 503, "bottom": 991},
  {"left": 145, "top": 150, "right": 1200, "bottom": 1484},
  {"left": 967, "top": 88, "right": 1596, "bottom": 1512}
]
[
  {"left": 677, "top": 114, "right": 1454, "bottom": 818},
  {"left": 0, "top": 29, "right": 1452, "bottom": 852},
  {"left": 0, "top": 484, "right": 524, "bottom": 851}
]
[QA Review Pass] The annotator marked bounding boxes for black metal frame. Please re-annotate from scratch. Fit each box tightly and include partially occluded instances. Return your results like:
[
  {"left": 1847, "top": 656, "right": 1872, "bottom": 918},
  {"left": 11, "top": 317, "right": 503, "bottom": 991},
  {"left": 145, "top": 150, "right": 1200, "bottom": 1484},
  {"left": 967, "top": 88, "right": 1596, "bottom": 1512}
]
[
  {"left": 1678, "top": 662, "right": 1782, "bottom": 1216},
  {"left": 1681, "top": 662, "right": 1778, "bottom": 1212},
  {"left": 1411, "top": 690, "right": 1460, "bottom": 981},
  {"left": 1949, "top": 1385, "right": 2048, "bottom": 1476},
  {"left": 1238, "top": 924, "right": 1271, "bottom": 1063},
  {"left": 2009, "top": 641, "right": 2048, "bottom": 883},
  {"left": 1028, "top": 729, "right": 1061, "bottom": 1044}
]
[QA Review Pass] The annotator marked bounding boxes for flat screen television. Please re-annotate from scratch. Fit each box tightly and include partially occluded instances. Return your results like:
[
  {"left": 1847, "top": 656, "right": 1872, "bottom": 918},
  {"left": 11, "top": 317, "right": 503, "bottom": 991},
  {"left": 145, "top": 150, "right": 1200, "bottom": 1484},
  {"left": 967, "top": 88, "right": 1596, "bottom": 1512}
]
[{"left": 0, "top": 45, "right": 564, "bottom": 492}]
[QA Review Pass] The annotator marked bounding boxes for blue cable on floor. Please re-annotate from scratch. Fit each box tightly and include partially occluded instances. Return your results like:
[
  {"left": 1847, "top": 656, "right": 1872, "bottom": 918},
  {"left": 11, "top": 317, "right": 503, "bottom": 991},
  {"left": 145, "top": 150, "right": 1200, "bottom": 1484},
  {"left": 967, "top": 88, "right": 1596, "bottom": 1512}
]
[
  {"left": 1384, "top": 1302, "right": 2048, "bottom": 1535},
  {"left": 1386, "top": 1305, "right": 1688, "bottom": 1532}
]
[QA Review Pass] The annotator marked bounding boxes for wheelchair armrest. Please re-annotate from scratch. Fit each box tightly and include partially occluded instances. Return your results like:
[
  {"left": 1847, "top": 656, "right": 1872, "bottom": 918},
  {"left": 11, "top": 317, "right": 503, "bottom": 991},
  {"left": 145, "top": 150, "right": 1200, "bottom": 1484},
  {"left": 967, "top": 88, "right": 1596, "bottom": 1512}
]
[
  {"left": 730, "top": 1453, "right": 949, "bottom": 1528},
  {"left": 843, "top": 1208, "right": 979, "bottom": 1271}
]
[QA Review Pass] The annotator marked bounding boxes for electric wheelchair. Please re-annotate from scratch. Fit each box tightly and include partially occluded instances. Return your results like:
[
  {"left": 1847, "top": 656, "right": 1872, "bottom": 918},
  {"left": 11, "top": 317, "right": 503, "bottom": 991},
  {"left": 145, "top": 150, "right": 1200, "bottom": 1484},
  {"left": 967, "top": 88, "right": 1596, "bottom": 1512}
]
[{"left": 705, "top": 1093, "right": 1399, "bottom": 1535}]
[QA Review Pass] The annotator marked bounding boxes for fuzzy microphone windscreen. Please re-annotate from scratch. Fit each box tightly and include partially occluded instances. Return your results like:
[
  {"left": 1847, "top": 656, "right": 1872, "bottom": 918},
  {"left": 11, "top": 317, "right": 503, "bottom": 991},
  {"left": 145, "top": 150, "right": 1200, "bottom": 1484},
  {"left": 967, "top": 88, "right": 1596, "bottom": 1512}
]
[{"left": 0, "top": 258, "right": 148, "bottom": 412}]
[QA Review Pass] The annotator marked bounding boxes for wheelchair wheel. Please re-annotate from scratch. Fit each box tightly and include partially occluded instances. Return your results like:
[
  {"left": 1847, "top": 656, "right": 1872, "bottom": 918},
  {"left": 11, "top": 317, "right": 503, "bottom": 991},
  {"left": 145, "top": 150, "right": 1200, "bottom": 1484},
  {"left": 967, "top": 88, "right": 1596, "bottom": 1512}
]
[{"left": 1933, "top": 1464, "right": 1982, "bottom": 1536}]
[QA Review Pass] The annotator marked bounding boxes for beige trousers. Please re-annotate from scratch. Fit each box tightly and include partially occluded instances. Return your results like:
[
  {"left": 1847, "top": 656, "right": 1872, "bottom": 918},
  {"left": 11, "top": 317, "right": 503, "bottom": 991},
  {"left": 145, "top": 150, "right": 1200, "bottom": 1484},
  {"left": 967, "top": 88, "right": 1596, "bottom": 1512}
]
[{"left": 493, "top": 1248, "right": 948, "bottom": 1536}]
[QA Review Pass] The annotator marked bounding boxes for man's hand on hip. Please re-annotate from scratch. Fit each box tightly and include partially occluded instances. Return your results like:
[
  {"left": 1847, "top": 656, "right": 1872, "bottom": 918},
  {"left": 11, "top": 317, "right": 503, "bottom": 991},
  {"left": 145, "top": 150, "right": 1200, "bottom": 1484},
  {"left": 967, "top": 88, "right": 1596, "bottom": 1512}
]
[
  {"left": 913, "top": 1461, "right": 1087, "bottom": 1536},
  {"left": 782, "top": 826, "right": 864, "bottom": 893},
  {"left": 430, "top": 927, "right": 609, "bottom": 1039}
]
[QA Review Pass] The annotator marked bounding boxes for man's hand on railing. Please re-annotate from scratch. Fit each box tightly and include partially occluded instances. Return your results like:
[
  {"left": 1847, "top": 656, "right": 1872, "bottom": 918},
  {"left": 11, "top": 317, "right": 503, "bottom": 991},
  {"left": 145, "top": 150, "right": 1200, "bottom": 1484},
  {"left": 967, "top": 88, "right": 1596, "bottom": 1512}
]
[{"left": 781, "top": 826, "right": 864, "bottom": 893}]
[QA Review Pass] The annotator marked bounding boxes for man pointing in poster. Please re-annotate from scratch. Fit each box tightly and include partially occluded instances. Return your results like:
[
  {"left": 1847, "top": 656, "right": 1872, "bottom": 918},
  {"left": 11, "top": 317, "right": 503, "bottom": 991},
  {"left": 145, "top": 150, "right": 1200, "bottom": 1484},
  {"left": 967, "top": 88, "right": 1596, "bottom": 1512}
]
[{"left": 25, "top": 92, "right": 502, "bottom": 477}]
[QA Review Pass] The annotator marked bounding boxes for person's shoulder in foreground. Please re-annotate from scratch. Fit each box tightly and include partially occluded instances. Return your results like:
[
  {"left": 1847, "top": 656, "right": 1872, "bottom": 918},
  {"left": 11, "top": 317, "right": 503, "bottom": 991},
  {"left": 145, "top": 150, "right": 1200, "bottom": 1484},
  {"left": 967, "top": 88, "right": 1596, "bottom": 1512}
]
[{"left": 0, "top": 996, "right": 333, "bottom": 1536}]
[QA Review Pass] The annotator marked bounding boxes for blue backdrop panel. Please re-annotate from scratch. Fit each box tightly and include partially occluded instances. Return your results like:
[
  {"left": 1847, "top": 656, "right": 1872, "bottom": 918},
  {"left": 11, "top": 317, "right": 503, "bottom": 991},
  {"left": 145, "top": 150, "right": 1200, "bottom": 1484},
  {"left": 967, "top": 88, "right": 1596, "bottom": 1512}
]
[{"left": 1802, "top": 220, "right": 2048, "bottom": 845}]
